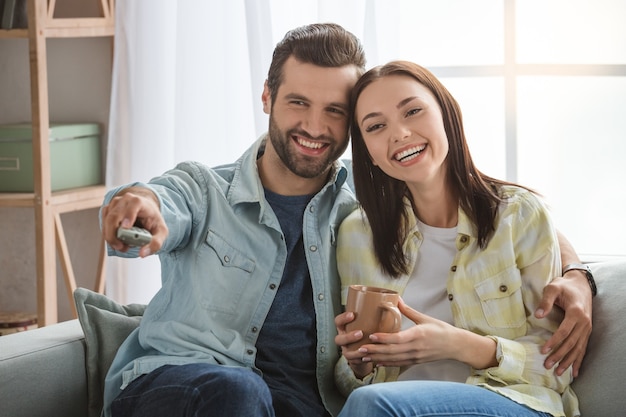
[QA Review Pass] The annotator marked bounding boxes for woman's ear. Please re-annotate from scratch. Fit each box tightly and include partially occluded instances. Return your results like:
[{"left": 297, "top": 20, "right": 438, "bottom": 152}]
[{"left": 262, "top": 81, "right": 271, "bottom": 114}]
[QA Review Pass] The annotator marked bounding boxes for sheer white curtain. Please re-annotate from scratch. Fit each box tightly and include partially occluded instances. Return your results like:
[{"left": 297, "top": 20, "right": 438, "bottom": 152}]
[{"left": 105, "top": 0, "right": 372, "bottom": 303}]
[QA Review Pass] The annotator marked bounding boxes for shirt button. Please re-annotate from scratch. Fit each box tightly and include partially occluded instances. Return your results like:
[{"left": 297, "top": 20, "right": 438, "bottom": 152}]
[
  {"left": 269, "top": 283, "right": 277, "bottom": 290},
  {"left": 450, "top": 265, "right": 457, "bottom": 272},
  {"left": 320, "top": 346, "right": 326, "bottom": 353},
  {"left": 252, "top": 327, "right": 258, "bottom": 333},
  {"left": 223, "top": 255, "right": 230, "bottom": 263},
  {"left": 499, "top": 285, "right": 508, "bottom": 292},
  {"left": 247, "top": 349, "right": 254, "bottom": 355},
  {"left": 310, "top": 245, "right": 318, "bottom": 252},
  {"left": 309, "top": 206, "right": 315, "bottom": 213},
  {"left": 318, "top": 293, "right": 325, "bottom": 301},
  {"left": 460, "top": 236, "right": 468, "bottom": 243},
  {"left": 448, "top": 294, "right": 454, "bottom": 301}
]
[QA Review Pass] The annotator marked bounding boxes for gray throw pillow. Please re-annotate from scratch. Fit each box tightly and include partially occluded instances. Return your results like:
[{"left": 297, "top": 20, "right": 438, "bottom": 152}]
[{"left": 73, "top": 288, "right": 146, "bottom": 417}]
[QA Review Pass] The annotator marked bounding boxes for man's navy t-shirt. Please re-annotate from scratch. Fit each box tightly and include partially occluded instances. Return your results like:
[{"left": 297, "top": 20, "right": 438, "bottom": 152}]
[{"left": 255, "top": 189, "right": 330, "bottom": 417}]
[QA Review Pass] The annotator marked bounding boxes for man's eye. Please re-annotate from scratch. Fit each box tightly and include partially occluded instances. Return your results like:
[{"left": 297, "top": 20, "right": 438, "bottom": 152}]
[{"left": 328, "top": 107, "right": 347, "bottom": 116}]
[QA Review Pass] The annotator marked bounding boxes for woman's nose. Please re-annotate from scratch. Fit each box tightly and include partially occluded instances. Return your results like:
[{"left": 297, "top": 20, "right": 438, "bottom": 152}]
[{"left": 391, "top": 123, "right": 411, "bottom": 143}]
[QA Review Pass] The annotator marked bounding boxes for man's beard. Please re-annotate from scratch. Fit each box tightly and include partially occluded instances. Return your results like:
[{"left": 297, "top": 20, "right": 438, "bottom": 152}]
[{"left": 267, "top": 114, "right": 347, "bottom": 179}]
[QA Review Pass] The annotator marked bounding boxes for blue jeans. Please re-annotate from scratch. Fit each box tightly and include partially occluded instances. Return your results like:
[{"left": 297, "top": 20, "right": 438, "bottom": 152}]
[
  {"left": 337, "top": 381, "right": 553, "bottom": 417},
  {"left": 110, "top": 363, "right": 275, "bottom": 417}
]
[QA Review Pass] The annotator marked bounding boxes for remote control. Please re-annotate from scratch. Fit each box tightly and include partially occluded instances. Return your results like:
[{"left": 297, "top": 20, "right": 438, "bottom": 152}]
[{"left": 116, "top": 226, "right": 152, "bottom": 247}]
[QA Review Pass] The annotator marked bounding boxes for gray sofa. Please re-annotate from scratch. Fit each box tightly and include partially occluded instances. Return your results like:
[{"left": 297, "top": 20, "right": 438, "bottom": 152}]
[{"left": 1, "top": 260, "right": 625, "bottom": 417}]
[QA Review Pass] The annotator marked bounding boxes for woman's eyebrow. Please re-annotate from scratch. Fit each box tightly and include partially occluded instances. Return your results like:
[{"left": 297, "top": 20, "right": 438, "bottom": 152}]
[
  {"left": 360, "top": 111, "right": 382, "bottom": 125},
  {"left": 397, "top": 96, "right": 417, "bottom": 109},
  {"left": 360, "top": 96, "right": 419, "bottom": 125}
]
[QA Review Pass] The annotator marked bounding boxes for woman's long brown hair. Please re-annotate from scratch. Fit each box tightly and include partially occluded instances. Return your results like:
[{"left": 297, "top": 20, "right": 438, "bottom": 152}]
[{"left": 351, "top": 61, "right": 521, "bottom": 277}]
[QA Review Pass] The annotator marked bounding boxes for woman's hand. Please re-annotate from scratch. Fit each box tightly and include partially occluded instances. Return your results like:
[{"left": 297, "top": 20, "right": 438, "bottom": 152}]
[
  {"left": 356, "top": 299, "right": 497, "bottom": 370},
  {"left": 335, "top": 310, "right": 374, "bottom": 379}
]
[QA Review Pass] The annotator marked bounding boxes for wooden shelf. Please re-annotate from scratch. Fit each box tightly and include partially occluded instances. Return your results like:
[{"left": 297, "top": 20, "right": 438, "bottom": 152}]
[
  {"left": 0, "top": 1, "right": 114, "bottom": 39},
  {"left": 52, "top": 185, "right": 107, "bottom": 213},
  {"left": 0, "top": 185, "right": 106, "bottom": 209},
  {"left": 0, "top": 29, "right": 28, "bottom": 38},
  {"left": 1, "top": 0, "right": 114, "bottom": 326},
  {"left": 0, "top": 191, "right": 36, "bottom": 207},
  {"left": 0, "top": 25, "right": 114, "bottom": 39}
]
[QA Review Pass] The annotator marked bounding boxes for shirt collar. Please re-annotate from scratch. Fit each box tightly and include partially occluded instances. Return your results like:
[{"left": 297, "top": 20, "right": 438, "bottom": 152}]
[{"left": 403, "top": 197, "right": 476, "bottom": 240}]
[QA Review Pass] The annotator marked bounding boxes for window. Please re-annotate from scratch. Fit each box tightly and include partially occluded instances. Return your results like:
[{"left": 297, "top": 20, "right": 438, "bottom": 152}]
[{"left": 288, "top": 0, "right": 626, "bottom": 259}]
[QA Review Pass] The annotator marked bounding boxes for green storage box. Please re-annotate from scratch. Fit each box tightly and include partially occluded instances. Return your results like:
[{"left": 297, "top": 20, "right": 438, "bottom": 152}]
[{"left": 0, "top": 123, "right": 102, "bottom": 192}]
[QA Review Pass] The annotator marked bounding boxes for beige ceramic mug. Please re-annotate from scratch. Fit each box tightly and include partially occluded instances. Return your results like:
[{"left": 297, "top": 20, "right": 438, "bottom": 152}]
[{"left": 344, "top": 285, "right": 402, "bottom": 351}]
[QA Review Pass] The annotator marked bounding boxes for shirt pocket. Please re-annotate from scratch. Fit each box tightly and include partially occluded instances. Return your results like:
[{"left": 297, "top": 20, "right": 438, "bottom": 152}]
[
  {"left": 195, "top": 229, "right": 256, "bottom": 315},
  {"left": 474, "top": 267, "right": 526, "bottom": 332}
]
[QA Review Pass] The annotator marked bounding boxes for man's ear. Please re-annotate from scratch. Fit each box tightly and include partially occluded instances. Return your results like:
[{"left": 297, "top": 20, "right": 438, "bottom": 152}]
[{"left": 262, "top": 81, "right": 271, "bottom": 114}]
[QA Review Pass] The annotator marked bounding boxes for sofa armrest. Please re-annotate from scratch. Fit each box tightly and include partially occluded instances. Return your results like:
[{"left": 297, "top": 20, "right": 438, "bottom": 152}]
[
  {"left": 0, "top": 319, "right": 88, "bottom": 417},
  {"left": 571, "top": 259, "right": 626, "bottom": 417}
]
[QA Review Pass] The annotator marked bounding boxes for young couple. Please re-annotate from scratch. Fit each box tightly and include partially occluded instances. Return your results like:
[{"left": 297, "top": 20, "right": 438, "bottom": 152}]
[{"left": 100, "top": 23, "right": 589, "bottom": 417}]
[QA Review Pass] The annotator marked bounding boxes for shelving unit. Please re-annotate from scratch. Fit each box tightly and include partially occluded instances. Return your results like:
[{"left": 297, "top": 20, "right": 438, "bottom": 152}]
[{"left": 0, "top": 0, "right": 115, "bottom": 326}]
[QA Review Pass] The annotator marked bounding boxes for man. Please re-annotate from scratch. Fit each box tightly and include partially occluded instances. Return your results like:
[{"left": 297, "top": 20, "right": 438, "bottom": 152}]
[{"left": 100, "top": 23, "right": 593, "bottom": 417}]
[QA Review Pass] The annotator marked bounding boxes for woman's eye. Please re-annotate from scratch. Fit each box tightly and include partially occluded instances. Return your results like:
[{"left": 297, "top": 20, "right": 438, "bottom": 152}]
[
  {"left": 406, "top": 108, "right": 421, "bottom": 117},
  {"left": 364, "top": 123, "right": 384, "bottom": 133}
]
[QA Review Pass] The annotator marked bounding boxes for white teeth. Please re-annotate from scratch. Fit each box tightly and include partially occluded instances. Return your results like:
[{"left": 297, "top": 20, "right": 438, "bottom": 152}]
[
  {"left": 394, "top": 145, "right": 426, "bottom": 161},
  {"left": 297, "top": 138, "right": 324, "bottom": 149}
]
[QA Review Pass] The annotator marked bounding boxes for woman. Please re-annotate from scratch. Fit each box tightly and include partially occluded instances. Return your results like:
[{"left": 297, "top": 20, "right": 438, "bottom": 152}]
[{"left": 335, "top": 61, "right": 579, "bottom": 417}]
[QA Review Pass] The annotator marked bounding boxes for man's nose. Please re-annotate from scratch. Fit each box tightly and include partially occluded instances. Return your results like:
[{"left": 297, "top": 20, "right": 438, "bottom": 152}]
[{"left": 302, "top": 109, "right": 327, "bottom": 138}]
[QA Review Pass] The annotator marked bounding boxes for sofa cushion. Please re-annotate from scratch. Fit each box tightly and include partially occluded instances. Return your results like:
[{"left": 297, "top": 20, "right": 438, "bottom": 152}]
[
  {"left": 0, "top": 320, "right": 88, "bottom": 417},
  {"left": 74, "top": 288, "right": 146, "bottom": 417},
  {"left": 571, "top": 260, "right": 626, "bottom": 417}
]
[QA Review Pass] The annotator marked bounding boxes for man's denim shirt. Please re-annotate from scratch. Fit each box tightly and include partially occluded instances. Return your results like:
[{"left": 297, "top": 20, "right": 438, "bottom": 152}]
[{"left": 101, "top": 135, "right": 358, "bottom": 417}]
